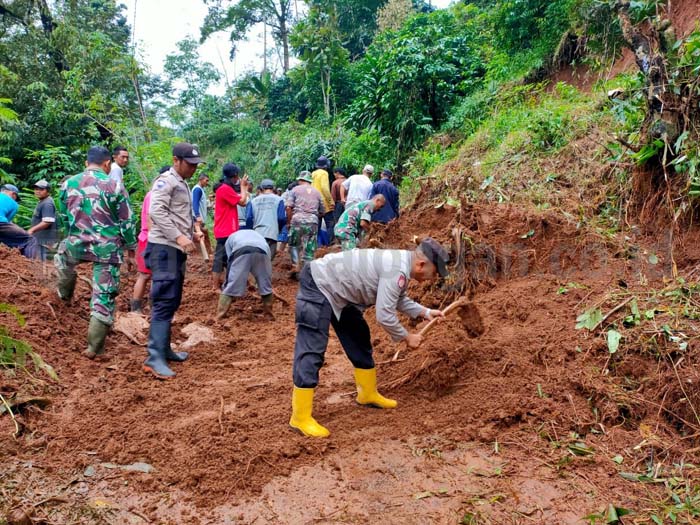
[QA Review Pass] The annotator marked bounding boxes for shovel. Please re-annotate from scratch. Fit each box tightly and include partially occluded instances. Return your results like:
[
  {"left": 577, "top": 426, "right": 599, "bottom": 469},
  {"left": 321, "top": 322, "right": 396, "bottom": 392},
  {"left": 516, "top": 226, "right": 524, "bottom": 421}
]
[
  {"left": 194, "top": 224, "right": 210, "bottom": 261},
  {"left": 391, "top": 297, "right": 478, "bottom": 361}
]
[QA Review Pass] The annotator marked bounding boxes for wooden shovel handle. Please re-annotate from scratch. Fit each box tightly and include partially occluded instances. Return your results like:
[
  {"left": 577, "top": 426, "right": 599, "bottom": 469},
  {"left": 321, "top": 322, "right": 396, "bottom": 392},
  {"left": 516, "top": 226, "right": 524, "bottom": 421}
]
[
  {"left": 194, "top": 224, "right": 209, "bottom": 261},
  {"left": 418, "top": 297, "right": 469, "bottom": 337},
  {"left": 391, "top": 297, "right": 469, "bottom": 362}
]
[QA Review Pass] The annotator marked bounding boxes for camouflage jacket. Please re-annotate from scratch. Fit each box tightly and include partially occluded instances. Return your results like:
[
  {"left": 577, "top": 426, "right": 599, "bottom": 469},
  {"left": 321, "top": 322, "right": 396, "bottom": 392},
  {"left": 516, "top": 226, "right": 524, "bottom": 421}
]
[{"left": 57, "top": 168, "right": 137, "bottom": 263}]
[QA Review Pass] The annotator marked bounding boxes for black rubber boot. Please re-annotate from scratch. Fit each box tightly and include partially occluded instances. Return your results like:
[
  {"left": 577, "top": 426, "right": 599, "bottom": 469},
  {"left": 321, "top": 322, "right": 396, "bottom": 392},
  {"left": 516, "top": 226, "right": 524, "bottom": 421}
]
[
  {"left": 84, "top": 317, "right": 110, "bottom": 359},
  {"left": 130, "top": 298, "right": 144, "bottom": 313},
  {"left": 164, "top": 323, "right": 189, "bottom": 362},
  {"left": 143, "top": 320, "right": 176, "bottom": 379}
]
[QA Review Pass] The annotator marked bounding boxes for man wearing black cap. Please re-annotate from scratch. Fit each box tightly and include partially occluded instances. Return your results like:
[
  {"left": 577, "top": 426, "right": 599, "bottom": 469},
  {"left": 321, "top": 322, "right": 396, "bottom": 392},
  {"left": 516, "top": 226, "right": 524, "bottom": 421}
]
[
  {"left": 246, "top": 178, "right": 285, "bottom": 260},
  {"left": 0, "top": 183, "right": 38, "bottom": 258},
  {"left": 143, "top": 142, "right": 204, "bottom": 379},
  {"left": 27, "top": 179, "right": 57, "bottom": 261},
  {"left": 289, "top": 238, "right": 449, "bottom": 438}
]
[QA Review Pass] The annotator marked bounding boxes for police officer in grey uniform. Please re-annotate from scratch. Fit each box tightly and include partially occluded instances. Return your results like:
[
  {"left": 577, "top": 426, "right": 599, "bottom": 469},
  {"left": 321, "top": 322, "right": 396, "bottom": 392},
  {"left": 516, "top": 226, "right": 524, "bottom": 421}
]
[
  {"left": 143, "top": 142, "right": 204, "bottom": 380},
  {"left": 289, "top": 238, "right": 450, "bottom": 438}
]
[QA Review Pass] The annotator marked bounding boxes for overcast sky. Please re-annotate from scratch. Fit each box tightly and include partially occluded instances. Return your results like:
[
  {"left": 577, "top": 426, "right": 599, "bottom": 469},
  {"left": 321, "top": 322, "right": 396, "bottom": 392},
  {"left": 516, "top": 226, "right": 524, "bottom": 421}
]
[{"left": 122, "top": 0, "right": 454, "bottom": 94}]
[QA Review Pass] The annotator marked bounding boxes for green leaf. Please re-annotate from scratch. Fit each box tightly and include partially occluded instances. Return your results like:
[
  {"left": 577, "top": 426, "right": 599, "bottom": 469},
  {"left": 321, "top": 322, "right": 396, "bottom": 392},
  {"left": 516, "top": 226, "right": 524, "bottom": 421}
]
[
  {"left": 607, "top": 330, "right": 622, "bottom": 354},
  {"left": 568, "top": 442, "right": 594, "bottom": 456},
  {"left": 520, "top": 229, "right": 535, "bottom": 239},
  {"left": 612, "top": 455, "right": 624, "bottom": 464},
  {"left": 576, "top": 308, "right": 603, "bottom": 330},
  {"left": 648, "top": 253, "right": 659, "bottom": 265},
  {"left": 606, "top": 504, "right": 631, "bottom": 523}
]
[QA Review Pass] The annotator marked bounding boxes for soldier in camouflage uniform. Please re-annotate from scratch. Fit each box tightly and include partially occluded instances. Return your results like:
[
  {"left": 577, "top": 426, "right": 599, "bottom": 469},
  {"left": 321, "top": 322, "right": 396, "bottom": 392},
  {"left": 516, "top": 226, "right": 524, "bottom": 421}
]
[
  {"left": 55, "top": 146, "right": 137, "bottom": 359},
  {"left": 285, "top": 171, "right": 325, "bottom": 278},
  {"left": 334, "top": 195, "right": 386, "bottom": 251}
]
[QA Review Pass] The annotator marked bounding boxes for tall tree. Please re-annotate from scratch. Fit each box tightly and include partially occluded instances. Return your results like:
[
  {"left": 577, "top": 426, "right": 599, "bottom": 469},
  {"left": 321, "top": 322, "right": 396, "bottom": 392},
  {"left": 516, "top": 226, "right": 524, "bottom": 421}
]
[
  {"left": 0, "top": 0, "right": 147, "bottom": 177},
  {"left": 164, "top": 38, "right": 221, "bottom": 113},
  {"left": 290, "top": 5, "right": 348, "bottom": 117},
  {"left": 201, "top": 0, "right": 294, "bottom": 72}
]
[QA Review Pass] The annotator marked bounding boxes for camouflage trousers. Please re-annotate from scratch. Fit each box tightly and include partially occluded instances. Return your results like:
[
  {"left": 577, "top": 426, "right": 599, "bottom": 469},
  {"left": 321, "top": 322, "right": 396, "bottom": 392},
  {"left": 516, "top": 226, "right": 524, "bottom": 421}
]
[
  {"left": 54, "top": 253, "right": 121, "bottom": 325},
  {"left": 289, "top": 222, "right": 319, "bottom": 263},
  {"left": 336, "top": 231, "right": 362, "bottom": 251}
]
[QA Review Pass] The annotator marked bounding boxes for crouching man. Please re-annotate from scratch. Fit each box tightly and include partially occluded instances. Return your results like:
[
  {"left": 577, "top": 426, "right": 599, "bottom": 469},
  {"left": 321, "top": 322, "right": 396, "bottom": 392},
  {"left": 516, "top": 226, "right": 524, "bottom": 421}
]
[
  {"left": 289, "top": 238, "right": 449, "bottom": 437},
  {"left": 216, "top": 229, "right": 274, "bottom": 319}
]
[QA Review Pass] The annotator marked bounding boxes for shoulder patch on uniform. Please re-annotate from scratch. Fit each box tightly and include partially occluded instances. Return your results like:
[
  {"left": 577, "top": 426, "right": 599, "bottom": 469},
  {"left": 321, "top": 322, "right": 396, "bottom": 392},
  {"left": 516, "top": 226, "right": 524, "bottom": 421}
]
[
  {"left": 154, "top": 179, "right": 167, "bottom": 190},
  {"left": 398, "top": 273, "right": 407, "bottom": 289}
]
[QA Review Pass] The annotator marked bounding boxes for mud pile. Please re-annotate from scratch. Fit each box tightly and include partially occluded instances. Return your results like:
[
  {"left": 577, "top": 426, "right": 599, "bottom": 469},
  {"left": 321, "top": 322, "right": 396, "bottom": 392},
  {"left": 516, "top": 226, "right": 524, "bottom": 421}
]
[{"left": 2, "top": 194, "right": 700, "bottom": 522}]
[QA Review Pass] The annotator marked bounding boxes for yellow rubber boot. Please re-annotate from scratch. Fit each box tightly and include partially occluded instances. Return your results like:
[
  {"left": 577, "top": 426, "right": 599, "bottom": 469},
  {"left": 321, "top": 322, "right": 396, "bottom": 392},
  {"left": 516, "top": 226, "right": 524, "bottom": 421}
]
[
  {"left": 354, "top": 368, "right": 397, "bottom": 409},
  {"left": 289, "top": 387, "right": 330, "bottom": 438}
]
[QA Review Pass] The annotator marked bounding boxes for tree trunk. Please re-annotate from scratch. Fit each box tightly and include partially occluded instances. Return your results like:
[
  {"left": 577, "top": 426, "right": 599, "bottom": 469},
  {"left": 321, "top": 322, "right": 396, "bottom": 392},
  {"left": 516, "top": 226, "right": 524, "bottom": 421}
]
[
  {"left": 280, "top": 20, "right": 290, "bottom": 72},
  {"left": 616, "top": 1, "right": 680, "bottom": 144}
]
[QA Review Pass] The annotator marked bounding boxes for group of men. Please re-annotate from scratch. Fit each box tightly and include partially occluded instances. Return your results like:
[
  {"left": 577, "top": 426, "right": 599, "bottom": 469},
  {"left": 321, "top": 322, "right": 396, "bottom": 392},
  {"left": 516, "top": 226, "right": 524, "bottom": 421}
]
[{"left": 3, "top": 142, "right": 450, "bottom": 438}]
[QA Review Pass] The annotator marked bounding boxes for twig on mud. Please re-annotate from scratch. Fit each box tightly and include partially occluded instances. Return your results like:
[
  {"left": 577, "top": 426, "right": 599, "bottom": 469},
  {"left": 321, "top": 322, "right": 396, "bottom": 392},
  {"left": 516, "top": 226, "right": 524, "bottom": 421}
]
[
  {"left": 0, "top": 268, "right": 29, "bottom": 287},
  {"left": 567, "top": 394, "right": 583, "bottom": 431},
  {"left": 0, "top": 393, "right": 20, "bottom": 437},
  {"left": 218, "top": 396, "right": 225, "bottom": 436},
  {"left": 117, "top": 330, "right": 145, "bottom": 346},
  {"left": 667, "top": 354, "right": 700, "bottom": 428},
  {"left": 307, "top": 505, "right": 349, "bottom": 524},
  {"left": 128, "top": 507, "right": 152, "bottom": 523},
  {"left": 629, "top": 394, "right": 700, "bottom": 433},
  {"left": 592, "top": 296, "right": 634, "bottom": 331},
  {"left": 32, "top": 496, "right": 69, "bottom": 507},
  {"left": 376, "top": 358, "right": 406, "bottom": 365},
  {"left": 46, "top": 302, "right": 58, "bottom": 322}
]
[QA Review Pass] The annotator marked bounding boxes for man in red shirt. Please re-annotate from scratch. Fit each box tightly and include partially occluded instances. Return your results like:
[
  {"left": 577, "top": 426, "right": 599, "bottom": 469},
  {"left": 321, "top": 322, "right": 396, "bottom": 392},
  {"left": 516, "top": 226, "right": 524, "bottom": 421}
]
[{"left": 212, "top": 163, "right": 249, "bottom": 290}]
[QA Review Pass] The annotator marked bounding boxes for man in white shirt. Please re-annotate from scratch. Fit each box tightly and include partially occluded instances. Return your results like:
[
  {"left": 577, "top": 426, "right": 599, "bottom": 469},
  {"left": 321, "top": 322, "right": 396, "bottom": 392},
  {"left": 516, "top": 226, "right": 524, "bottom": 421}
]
[
  {"left": 341, "top": 164, "right": 374, "bottom": 208},
  {"left": 109, "top": 146, "right": 129, "bottom": 184}
]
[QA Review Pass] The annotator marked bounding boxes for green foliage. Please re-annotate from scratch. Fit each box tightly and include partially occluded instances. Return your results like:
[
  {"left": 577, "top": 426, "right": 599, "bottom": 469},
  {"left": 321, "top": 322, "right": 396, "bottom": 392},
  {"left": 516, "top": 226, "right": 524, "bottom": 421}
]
[
  {"left": 0, "top": 303, "right": 58, "bottom": 381},
  {"left": 201, "top": 0, "right": 294, "bottom": 71},
  {"left": 347, "top": 4, "right": 490, "bottom": 163},
  {"left": 0, "top": 0, "right": 158, "bottom": 184},
  {"left": 336, "top": 128, "right": 395, "bottom": 174},
  {"left": 25, "top": 145, "right": 81, "bottom": 186},
  {"left": 164, "top": 38, "right": 221, "bottom": 121},
  {"left": 291, "top": 6, "right": 349, "bottom": 117}
]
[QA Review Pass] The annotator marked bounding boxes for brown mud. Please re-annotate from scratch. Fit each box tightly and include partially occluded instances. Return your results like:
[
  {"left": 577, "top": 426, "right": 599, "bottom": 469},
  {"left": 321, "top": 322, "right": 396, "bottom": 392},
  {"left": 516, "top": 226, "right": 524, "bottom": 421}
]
[{"left": 2, "top": 191, "right": 700, "bottom": 523}]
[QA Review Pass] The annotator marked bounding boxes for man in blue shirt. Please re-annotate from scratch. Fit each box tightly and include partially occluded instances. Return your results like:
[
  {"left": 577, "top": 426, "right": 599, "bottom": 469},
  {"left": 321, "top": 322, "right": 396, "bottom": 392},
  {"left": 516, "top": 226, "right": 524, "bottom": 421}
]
[
  {"left": 370, "top": 169, "right": 400, "bottom": 224},
  {"left": 191, "top": 173, "right": 212, "bottom": 259},
  {"left": 0, "top": 184, "right": 38, "bottom": 258},
  {"left": 246, "top": 178, "right": 286, "bottom": 259}
]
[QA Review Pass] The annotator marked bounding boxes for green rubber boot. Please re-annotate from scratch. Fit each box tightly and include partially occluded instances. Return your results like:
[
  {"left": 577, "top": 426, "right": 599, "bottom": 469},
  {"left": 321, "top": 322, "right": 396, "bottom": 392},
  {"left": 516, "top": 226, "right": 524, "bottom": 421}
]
[
  {"left": 216, "top": 294, "right": 233, "bottom": 320},
  {"left": 56, "top": 268, "right": 77, "bottom": 301},
  {"left": 84, "top": 317, "right": 110, "bottom": 359}
]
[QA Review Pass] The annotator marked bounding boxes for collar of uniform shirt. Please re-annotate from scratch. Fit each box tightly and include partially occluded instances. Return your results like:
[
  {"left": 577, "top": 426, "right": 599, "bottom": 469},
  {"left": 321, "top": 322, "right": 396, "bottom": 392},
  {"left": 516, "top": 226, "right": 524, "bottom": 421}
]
[{"left": 170, "top": 167, "right": 185, "bottom": 181}]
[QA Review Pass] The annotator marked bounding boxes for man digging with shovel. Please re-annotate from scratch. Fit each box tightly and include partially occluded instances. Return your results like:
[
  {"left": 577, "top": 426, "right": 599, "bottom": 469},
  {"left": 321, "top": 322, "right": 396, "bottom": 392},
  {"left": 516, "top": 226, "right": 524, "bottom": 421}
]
[{"left": 289, "top": 238, "right": 449, "bottom": 438}]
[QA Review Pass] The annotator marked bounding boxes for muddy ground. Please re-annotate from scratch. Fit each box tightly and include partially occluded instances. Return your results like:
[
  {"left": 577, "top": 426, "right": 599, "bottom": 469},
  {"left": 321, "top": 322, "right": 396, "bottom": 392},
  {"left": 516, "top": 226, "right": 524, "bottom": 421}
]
[{"left": 2, "top": 198, "right": 700, "bottom": 524}]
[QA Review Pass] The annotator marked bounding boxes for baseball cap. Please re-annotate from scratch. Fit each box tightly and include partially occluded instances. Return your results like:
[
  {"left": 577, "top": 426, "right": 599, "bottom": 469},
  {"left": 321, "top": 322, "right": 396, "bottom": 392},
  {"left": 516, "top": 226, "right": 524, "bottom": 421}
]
[
  {"left": 363, "top": 164, "right": 375, "bottom": 175},
  {"left": 172, "top": 142, "right": 205, "bottom": 164},
  {"left": 316, "top": 155, "right": 330, "bottom": 169},
  {"left": 419, "top": 237, "right": 450, "bottom": 278},
  {"left": 34, "top": 179, "right": 50, "bottom": 189},
  {"left": 297, "top": 171, "right": 313, "bottom": 183},
  {"left": 2, "top": 184, "right": 20, "bottom": 202},
  {"left": 260, "top": 178, "right": 275, "bottom": 189}
]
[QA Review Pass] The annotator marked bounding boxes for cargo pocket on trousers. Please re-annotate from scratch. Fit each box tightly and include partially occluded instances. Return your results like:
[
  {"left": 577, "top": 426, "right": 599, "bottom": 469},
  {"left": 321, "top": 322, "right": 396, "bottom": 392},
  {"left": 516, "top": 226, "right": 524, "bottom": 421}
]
[
  {"left": 151, "top": 279, "right": 178, "bottom": 300},
  {"left": 295, "top": 298, "right": 331, "bottom": 331}
]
